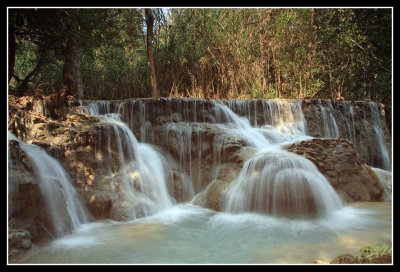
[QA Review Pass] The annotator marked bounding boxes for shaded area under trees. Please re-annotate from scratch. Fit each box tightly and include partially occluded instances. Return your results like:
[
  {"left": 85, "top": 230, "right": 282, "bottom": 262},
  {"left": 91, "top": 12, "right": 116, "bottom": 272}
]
[{"left": 8, "top": 8, "right": 392, "bottom": 105}]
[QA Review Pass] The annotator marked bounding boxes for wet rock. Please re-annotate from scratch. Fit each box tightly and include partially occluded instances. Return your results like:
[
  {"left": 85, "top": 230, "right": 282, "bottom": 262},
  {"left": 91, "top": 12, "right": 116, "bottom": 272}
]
[
  {"left": 8, "top": 229, "right": 32, "bottom": 262},
  {"left": 8, "top": 95, "right": 391, "bottom": 226},
  {"left": 371, "top": 168, "right": 392, "bottom": 201},
  {"left": 330, "top": 254, "right": 358, "bottom": 264},
  {"left": 284, "top": 138, "right": 385, "bottom": 203},
  {"left": 8, "top": 140, "right": 54, "bottom": 243},
  {"left": 301, "top": 99, "right": 391, "bottom": 170},
  {"left": 310, "top": 260, "right": 329, "bottom": 264},
  {"left": 192, "top": 161, "right": 251, "bottom": 211},
  {"left": 87, "top": 192, "right": 113, "bottom": 219}
]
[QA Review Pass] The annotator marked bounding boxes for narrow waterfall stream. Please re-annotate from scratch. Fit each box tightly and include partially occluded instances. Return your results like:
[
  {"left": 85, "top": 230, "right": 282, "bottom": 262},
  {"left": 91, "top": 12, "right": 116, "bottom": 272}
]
[
  {"left": 8, "top": 133, "right": 88, "bottom": 237},
  {"left": 10, "top": 98, "right": 391, "bottom": 264},
  {"left": 86, "top": 104, "right": 174, "bottom": 219}
]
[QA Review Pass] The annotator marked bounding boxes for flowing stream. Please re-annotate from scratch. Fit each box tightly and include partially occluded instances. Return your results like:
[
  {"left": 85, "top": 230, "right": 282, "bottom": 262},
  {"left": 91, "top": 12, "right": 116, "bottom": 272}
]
[{"left": 10, "top": 99, "right": 392, "bottom": 264}]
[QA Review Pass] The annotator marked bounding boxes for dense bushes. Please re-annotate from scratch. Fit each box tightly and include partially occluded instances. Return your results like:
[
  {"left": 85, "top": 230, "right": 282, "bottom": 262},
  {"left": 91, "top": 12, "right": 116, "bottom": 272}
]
[{"left": 8, "top": 8, "right": 392, "bottom": 105}]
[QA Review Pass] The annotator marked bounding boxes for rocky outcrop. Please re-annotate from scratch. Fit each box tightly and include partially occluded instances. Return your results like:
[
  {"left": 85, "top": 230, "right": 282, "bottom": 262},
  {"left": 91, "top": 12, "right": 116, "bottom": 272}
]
[
  {"left": 8, "top": 228, "right": 32, "bottom": 262},
  {"left": 301, "top": 99, "right": 391, "bottom": 170},
  {"left": 371, "top": 168, "right": 392, "bottom": 201},
  {"left": 8, "top": 95, "right": 390, "bottom": 223},
  {"left": 152, "top": 122, "right": 253, "bottom": 193},
  {"left": 8, "top": 140, "right": 53, "bottom": 243},
  {"left": 284, "top": 138, "right": 385, "bottom": 203},
  {"left": 193, "top": 138, "right": 386, "bottom": 212},
  {"left": 110, "top": 98, "right": 391, "bottom": 170},
  {"left": 192, "top": 161, "right": 253, "bottom": 211}
]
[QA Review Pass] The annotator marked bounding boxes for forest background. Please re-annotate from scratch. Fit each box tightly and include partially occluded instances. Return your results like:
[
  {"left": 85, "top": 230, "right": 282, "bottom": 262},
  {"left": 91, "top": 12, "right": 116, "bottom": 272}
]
[{"left": 8, "top": 7, "right": 392, "bottom": 106}]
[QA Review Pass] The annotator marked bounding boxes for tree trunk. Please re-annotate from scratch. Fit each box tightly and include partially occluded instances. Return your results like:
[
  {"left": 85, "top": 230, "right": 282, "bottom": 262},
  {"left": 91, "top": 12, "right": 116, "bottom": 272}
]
[
  {"left": 8, "top": 16, "right": 16, "bottom": 84},
  {"left": 145, "top": 8, "right": 159, "bottom": 97},
  {"left": 308, "top": 8, "right": 314, "bottom": 69},
  {"left": 63, "top": 10, "right": 83, "bottom": 98},
  {"left": 16, "top": 49, "right": 45, "bottom": 96},
  {"left": 370, "top": 74, "right": 376, "bottom": 101},
  {"left": 299, "top": 72, "right": 303, "bottom": 99}
]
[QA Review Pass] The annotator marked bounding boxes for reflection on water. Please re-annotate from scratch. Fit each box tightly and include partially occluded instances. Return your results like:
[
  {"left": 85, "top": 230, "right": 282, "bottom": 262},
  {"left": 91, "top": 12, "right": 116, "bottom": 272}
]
[{"left": 16, "top": 202, "right": 391, "bottom": 264}]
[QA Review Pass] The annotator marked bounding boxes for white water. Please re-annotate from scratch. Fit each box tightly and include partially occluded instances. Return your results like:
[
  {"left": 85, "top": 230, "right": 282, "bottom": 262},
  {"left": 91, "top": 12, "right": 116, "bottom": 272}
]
[
  {"left": 369, "top": 103, "right": 391, "bottom": 171},
  {"left": 8, "top": 133, "right": 88, "bottom": 237},
  {"left": 317, "top": 100, "right": 340, "bottom": 138},
  {"left": 222, "top": 151, "right": 343, "bottom": 217},
  {"left": 84, "top": 102, "right": 173, "bottom": 219},
  {"left": 208, "top": 101, "right": 343, "bottom": 217},
  {"left": 10, "top": 99, "right": 392, "bottom": 264}
]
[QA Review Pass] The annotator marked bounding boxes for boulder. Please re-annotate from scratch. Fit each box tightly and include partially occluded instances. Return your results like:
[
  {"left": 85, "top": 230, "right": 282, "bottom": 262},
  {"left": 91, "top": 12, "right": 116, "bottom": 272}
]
[
  {"left": 192, "top": 158, "right": 254, "bottom": 211},
  {"left": 8, "top": 229, "right": 32, "bottom": 262},
  {"left": 87, "top": 191, "right": 113, "bottom": 219},
  {"left": 301, "top": 99, "right": 391, "bottom": 170},
  {"left": 371, "top": 168, "right": 392, "bottom": 201},
  {"left": 284, "top": 138, "right": 385, "bottom": 203},
  {"left": 330, "top": 254, "right": 358, "bottom": 264},
  {"left": 8, "top": 139, "right": 54, "bottom": 243}
]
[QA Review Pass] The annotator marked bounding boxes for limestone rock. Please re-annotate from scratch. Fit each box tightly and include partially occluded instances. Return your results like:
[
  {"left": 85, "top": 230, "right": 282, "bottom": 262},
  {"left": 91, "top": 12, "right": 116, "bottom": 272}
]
[
  {"left": 284, "top": 138, "right": 385, "bottom": 203},
  {"left": 192, "top": 162, "right": 249, "bottom": 211},
  {"left": 310, "top": 260, "right": 329, "bottom": 264},
  {"left": 8, "top": 229, "right": 32, "bottom": 262},
  {"left": 330, "top": 254, "right": 358, "bottom": 264},
  {"left": 87, "top": 191, "right": 113, "bottom": 219}
]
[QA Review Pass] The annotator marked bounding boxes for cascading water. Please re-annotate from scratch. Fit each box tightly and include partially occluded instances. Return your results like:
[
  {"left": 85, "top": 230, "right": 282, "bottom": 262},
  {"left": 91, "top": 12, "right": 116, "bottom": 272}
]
[
  {"left": 208, "top": 102, "right": 343, "bottom": 217},
  {"left": 8, "top": 133, "right": 88, "bottom": 237},
  {"left": 84, "top": 99, "right": 345, "bottom": 218},
  {"left": 222, "top": 151, "right": 343, "bottom": 217},
  {"left": 369, "top": 102, "right": 391, "bottom": 171},
  {"left": 84, "top": 102, "right": 173, "bottom": 220},
  {"left": 12, "top": 98, "right": 392, "bottom": 264},
  {"left": 316, "top": 100, "right": 340, "bottom": 138}
]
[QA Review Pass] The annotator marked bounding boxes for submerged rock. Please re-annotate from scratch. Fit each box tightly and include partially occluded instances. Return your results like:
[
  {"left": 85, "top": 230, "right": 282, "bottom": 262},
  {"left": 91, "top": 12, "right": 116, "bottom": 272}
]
[
  {"left": 329, "top": 254, "right": 358, "bottom": 264},
  {"left": 8, "top": 228, "right": 32, "bottom": 262}
]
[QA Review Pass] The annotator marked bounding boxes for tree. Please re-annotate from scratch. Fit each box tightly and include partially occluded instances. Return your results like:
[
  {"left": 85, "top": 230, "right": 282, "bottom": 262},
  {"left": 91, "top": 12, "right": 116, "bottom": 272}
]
[
  {"left": 8, "top": 10, "right": 16, "bottom": 84},
  {"left": 8, "top": 9, "right": 62, "bottom": 95},
  {"left": 145, "top": 8, "right": 159, "bottom": 97},
  {"left": 62, "top": 9, "right": 84, "bottom": 98}
]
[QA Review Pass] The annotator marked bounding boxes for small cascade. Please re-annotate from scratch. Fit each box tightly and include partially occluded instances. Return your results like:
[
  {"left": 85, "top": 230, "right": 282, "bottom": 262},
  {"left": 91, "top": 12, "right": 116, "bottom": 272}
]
[
  {"left": 79, "top": 98, "right": 391, "bottom": 219},
  {"left": 342, "top": 101, "right": 357, "bottom": 150},
  {"left": 305, "top": 99, "right": 391, "bottom": 171},
  {"left": 8, "top": 133, "right": 88, "bottom": 237},
  {"left": 83, "top": 99, "right": 345, "bottom": 218},
  {"left": 369, "top": 103, "right": 391, "bottom": 171},
  {"left": 84, "top": 102, "right": 174, "bottom": 220},
  {"left": 8, "top": 137, "right": 18, "bottom": 217},
  {"left": 209, "top": 102, "right": 343, "bottom": 217},
  {"left": 260, "top": 100, "right": 308, "bottom": 135},
  {"left": 223, "top": 99, "right": 308, "bottom": 135},
  {"left": 316, "top": 100, "right": 340, "bottom": 138},
  {"left": 222, "top": 150, "right": 343, "bottom": 217}
]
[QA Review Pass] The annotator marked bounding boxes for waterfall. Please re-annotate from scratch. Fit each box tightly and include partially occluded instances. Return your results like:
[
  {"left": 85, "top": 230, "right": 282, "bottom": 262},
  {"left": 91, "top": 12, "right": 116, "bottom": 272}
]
[
  {"left": 209, "top": 102, "right": 343, "bottom": 217},
  {"left": 369, "top": 103, "right": 391, "bottom": 171},
  {"left": 80, "top": 98, "right": 391, "bottom": 218},
  {"left": 222, "top": 150, "right": 343, "bottom": 217},
  {"left": 8, "top": 133, "right": 88, "bottom": 237},
  {"left": 83, "top": 99, "right": 345, "bottom": 218},
  {"left": 8, "top": 137, "right": 18, "bottom": 217},
  {"left": 317, "top": 100, "right": 339, "bottom": 138},
  {"left": 84, "top": 102, "right": 173, "bottom": 220}
]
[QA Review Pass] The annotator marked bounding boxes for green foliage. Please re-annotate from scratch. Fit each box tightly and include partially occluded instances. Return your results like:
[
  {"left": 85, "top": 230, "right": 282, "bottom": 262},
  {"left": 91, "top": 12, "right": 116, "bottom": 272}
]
[
  {"left": 9, "top": 8, "right": 392, "bottom": 105},
  {"left": 358, "top": 244, "right": 392, "bottom": 263}
]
